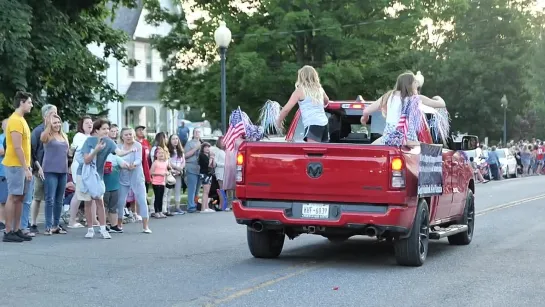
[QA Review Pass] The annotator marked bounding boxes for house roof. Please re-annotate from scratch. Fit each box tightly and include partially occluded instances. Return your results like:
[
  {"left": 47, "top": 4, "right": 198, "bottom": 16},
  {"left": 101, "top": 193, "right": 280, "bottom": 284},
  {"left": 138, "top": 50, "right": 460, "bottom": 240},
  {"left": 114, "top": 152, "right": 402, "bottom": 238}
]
[
  {"left": 125, "top": 82, "right": 162, "bottom": 101},
  {"left": 106, "top": 0, "right": 144, "bottom": 37}
]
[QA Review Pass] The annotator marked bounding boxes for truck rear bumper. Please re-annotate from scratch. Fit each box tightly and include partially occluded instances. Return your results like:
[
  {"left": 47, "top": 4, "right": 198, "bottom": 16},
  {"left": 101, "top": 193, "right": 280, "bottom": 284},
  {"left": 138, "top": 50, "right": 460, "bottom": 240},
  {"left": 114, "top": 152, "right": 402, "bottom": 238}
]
[{"left": 232, "top": 199, "right": 416, "bottom": 236}]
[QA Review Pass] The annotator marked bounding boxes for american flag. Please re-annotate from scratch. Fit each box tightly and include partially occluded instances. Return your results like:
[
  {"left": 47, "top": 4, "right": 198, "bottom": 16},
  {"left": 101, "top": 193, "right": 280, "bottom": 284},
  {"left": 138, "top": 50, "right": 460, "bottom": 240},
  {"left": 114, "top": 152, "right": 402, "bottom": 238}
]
[{"left": 223, "top": 108, "right": 246, "bottom": 151}]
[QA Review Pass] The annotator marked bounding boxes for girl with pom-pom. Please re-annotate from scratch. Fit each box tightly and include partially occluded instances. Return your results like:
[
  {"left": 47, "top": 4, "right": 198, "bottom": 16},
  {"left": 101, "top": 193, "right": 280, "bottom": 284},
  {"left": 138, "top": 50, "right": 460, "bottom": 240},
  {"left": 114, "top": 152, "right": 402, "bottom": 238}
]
[
  {"left": 360, "top": 72, "right": 446, "bottom": 147},
  {"left": 276, "top": 65, "right": 331, "bottom": 142}
]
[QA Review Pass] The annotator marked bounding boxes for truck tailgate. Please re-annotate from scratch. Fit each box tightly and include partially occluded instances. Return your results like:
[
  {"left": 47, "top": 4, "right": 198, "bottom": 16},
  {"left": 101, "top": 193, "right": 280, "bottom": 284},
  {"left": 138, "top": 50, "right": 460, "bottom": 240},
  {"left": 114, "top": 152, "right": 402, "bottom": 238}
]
[{"left": 240, "top": 143, "right": 403, "bottom": 203}]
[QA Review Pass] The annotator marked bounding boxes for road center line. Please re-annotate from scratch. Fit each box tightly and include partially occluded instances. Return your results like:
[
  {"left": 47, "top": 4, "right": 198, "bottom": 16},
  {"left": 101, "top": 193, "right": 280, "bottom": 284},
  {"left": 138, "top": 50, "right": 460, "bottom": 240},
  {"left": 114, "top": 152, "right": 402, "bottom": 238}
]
[
  {"left": 201, "top": 265, "right": 320, "bottom": 307},
  {"left": 192, "top": 193, "right": 545, "bottom": 307},
  {"left": 476, "top": 193, "right": 545, "bottom": 216}
]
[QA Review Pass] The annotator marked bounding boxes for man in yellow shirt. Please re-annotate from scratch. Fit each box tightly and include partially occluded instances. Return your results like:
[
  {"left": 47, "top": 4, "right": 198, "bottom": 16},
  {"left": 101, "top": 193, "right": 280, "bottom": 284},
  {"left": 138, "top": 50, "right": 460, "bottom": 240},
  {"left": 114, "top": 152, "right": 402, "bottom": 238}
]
[{"left": 2, "top": 91, "right": 34, "bottom": 243}]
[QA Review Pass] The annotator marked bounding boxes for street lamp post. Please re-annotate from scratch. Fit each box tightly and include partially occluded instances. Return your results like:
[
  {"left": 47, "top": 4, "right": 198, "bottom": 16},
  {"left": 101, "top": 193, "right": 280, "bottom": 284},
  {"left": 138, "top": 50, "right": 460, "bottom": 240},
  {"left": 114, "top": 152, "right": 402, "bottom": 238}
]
[
  {"left": 214, "top": 21, "right": 232, "bottom": 134},
  {"left": 501, "top": 94, "right": 508, "bottom": 145}
]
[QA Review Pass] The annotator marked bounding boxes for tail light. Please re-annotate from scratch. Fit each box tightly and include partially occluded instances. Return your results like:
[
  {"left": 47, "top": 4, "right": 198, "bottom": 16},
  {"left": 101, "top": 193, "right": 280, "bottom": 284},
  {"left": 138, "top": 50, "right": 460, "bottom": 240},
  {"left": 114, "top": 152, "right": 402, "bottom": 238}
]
[
  {"left": 236, "top": 152, "right": 244, "bottom": 184},
  {"left": 390, "top": 156, "right": 405, "bottom": 189}
]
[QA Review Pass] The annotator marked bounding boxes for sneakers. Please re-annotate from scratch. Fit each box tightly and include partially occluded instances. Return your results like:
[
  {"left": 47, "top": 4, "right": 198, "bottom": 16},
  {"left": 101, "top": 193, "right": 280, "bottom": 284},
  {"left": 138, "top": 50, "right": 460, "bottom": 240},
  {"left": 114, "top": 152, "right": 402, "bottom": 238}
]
[
  {"left": 85, "top": 228, "right": 95, "bottom": 239},
  {"left": 142, "top": 228, "right": 152, "bottom": 234},
  {"left": 15, "top": 229, "right": 32, "bottom": 241},
  {"left": 109, "top": 225, "right": 123, "bottom": 233},
  {"left": 30, "top": 225, "right": 39, "bottom": 234},
  {"left": 3, "top": 231, "right": 24, "bottom": 243},
  {"left": 100, "top": 230, "right": 111, "bottom": 239},
  {"left": 85, "top": 227, "right": 112, "bottom": 239}
]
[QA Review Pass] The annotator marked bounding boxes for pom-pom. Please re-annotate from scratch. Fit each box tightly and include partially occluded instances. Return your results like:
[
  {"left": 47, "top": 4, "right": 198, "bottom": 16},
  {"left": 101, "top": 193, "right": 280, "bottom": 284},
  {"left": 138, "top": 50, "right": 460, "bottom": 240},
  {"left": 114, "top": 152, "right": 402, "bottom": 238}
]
[
  {"left": 258, "top": 100, "right": 283, "bottom": 135},
  {"left": 246, "top": 124, "right": 265, "bottom": 142},
  {"left": 429, "top": 107, "right": 451, "bottom": 143}
]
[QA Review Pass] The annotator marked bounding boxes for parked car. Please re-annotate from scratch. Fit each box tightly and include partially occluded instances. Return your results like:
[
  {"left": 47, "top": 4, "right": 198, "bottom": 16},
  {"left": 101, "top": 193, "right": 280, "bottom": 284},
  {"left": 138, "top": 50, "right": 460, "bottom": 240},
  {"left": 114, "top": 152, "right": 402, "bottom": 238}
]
[
  {"left": 233, "top": 100, "right": 476, "bottom": 267},
  {"left": 497, "top": 148, "right": 518, "bottom": 178}
]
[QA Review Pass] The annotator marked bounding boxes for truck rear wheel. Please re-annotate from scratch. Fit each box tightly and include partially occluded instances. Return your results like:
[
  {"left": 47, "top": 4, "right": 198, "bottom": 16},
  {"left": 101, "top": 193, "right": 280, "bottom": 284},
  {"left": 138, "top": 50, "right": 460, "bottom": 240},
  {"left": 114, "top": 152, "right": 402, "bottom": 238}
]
[
  {"left": 247, "top": 227, "right": 285, "bottom": 258},
  {"left": 448, "top": 190, "right": 475, "bottom": 245},
  {"left": 394, "top": 199, "right": 430, "bottom": 267}
]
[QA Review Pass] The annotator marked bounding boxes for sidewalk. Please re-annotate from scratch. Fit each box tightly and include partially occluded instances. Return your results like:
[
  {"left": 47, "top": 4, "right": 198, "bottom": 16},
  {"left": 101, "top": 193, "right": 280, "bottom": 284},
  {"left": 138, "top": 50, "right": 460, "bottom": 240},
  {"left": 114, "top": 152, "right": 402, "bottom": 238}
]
[{"left": 36, "top": 196, "right": 193, "bottom": 223}]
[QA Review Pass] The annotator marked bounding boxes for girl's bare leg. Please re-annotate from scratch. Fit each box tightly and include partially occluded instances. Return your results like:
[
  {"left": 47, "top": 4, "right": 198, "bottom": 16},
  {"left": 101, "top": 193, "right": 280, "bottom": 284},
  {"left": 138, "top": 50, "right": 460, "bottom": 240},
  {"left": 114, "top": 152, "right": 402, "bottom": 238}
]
[
  {"left": 201, "top": 184, "right": 211, "bottom": 211},
  {"left": 69, "top": 196, "right": 81, "bottom": 226},
  {"left": 91, "top": 200, "right": 98, "bottom": 225},
  {"left": 95, "top": 199, "right": 106, "bottom": 226}
]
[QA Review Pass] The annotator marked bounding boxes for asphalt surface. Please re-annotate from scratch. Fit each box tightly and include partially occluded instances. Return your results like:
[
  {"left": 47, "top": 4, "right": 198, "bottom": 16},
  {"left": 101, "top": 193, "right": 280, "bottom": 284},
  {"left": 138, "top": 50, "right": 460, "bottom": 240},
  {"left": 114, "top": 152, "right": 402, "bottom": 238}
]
[{"left": 1, "top": 176, "right": 545, "bottom": 307}]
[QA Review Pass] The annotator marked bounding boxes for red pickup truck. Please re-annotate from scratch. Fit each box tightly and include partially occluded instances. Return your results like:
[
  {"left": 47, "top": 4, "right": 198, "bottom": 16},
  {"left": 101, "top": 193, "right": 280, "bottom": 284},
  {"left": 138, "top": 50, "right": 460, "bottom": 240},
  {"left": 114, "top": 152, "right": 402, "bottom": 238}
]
[{"left": 232, "top": 100, "right": 477, "bottom": 266}]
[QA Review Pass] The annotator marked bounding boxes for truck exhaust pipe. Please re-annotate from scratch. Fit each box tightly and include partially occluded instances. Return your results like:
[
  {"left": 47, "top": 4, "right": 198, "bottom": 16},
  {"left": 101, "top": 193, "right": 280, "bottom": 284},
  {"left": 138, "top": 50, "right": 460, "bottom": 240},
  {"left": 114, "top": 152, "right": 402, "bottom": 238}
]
[
  {"left": 365, "top": 226, "right": 378, "bottom": 237},
  {"left": 251, "top": 221, "right": 264, "bottom": 232}
]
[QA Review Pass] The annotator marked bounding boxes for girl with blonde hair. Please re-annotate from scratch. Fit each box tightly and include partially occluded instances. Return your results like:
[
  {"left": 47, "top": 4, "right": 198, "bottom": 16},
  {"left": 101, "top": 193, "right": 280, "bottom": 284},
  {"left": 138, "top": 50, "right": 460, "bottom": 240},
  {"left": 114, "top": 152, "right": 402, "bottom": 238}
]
[
  {"left": 361, "top": 71, "right": 446, "bottom": 146},
  {"left": 276, "top": 65, "right": 330, "bottom": 142},
  {"left": 40, "top": 115, "right": 70, "bottom": 235}
]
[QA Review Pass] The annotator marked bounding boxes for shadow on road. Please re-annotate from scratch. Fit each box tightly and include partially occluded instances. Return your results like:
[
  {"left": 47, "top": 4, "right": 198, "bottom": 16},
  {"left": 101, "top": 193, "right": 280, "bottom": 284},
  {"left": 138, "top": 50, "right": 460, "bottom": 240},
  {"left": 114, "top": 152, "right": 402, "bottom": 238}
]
[{"left": 241, "top": 236, "right": 457, "bottom": 268}]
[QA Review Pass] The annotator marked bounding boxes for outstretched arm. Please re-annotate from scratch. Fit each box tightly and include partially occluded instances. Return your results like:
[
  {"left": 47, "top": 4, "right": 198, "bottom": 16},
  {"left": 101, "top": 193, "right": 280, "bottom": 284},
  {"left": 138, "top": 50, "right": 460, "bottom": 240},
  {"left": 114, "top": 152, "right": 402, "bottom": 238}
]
[
  {"left": 420, "top": 95, "right": 446, "bottom": 108},
  {"left": 360, "top": 93, "right": 387, "bottom": 124},
  {"left": 276, "top": 88, "right": 302, "bottom": 127}
]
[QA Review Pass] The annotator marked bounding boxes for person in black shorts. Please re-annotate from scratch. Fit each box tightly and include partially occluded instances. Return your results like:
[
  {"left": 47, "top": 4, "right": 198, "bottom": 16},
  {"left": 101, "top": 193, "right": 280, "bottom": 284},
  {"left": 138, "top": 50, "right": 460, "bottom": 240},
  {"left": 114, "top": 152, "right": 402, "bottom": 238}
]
[
  {"left": 304, "top": 125, "right": 329, "bottom": 142},
  {"left": 198, "top": 142, "right": 215, "bottom": 213}
]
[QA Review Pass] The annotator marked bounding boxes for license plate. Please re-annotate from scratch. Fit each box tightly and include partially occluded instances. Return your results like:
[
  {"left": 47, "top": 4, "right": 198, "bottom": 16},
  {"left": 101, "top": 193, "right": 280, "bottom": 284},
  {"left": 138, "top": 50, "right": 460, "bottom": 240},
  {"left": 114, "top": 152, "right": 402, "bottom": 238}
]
[{"left": 302, "top": 203, "right": 329, "bottom": 219}]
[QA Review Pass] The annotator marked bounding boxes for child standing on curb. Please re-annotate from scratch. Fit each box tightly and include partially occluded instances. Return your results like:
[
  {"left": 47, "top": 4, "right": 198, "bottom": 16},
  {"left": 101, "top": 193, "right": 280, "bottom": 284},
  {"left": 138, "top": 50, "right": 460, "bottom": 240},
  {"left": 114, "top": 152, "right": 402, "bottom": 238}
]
[
  {"left": 103, "top": 153, "right": 127, "bottom": 232},
  {"left": 150, "top": 147, "right": 168, "bottom": 218}
]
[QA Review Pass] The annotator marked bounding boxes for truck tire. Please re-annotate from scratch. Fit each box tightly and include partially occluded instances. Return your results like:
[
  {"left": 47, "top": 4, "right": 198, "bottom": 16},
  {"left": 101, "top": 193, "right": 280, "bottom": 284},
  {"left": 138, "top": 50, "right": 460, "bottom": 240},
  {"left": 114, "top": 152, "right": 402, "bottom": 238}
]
[
  {"left": 394, "top": 199, "right": 429, "bottom": 267},
  {"left": 448, "top": 189, "right": 475, "bottom": 245},
  {"left": 247, "top": 227, "right": 285, "bottom": 258}
]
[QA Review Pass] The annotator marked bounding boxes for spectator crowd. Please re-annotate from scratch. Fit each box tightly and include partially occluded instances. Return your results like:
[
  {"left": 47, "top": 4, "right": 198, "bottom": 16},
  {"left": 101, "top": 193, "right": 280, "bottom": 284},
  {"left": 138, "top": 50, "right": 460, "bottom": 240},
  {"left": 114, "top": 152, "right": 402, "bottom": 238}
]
[{"left": 0, "top": 91, "right": 229, "bottom": 243}]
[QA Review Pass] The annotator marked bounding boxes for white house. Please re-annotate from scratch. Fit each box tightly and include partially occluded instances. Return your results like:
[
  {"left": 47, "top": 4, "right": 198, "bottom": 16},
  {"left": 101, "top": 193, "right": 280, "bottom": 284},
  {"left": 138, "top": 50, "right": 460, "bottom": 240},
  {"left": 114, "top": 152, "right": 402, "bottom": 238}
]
[{"left": 87, "top": 0, "right": 181, "bottom": 135}]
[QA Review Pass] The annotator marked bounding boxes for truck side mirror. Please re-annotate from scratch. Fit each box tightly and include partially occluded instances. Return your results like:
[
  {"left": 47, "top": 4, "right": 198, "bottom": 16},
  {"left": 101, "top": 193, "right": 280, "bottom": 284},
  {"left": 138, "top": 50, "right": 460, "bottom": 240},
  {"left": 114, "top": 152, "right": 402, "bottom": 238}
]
[{"left": 461, "top": 135, "right": 478, "bottom": 151}]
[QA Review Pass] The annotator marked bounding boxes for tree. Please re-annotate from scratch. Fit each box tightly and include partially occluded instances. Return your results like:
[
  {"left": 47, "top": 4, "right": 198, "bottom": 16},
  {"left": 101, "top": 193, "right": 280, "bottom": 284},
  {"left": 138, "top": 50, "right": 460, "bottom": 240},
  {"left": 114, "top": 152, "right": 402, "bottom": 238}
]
[
  {"left": 151, "top": 0, "right": 438, "bottom": 126},
  {"left": 0, "top": 0, "right": 136, "bottom": 126},
  {"left": 416, "top": 0, "right": 543, "bottom": 140}
]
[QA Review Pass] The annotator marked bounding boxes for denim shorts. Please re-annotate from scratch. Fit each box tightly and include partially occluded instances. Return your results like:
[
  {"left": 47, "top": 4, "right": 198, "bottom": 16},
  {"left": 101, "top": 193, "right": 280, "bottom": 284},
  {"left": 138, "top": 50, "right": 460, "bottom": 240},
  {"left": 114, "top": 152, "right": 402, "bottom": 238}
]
[
  {"left": 201, "top": 174, "right": 212, "bottom": 185},
  {"left": 5, "top": 166, "right": 30, "bottom": 196},
  {"left": 0, "top": 176, "right": 8, "bottom": 203}
]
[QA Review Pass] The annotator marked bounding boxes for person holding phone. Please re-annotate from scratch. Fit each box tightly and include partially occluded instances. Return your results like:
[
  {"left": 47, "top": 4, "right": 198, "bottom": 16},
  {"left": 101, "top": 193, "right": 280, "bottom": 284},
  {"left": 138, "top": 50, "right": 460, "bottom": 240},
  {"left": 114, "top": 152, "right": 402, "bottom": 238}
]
[{"left": 75, "top": 119, "right": 135, "bottom": 239}]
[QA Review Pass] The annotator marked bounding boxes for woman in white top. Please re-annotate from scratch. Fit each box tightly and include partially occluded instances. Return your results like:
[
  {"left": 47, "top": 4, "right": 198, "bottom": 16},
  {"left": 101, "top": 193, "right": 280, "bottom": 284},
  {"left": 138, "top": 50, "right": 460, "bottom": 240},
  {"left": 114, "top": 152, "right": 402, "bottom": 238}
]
[
  {"left": 360, "top": 72, "right": 446, "bottom": 146},
  {"left": 276, "top": 65, "right": 330, "bottom": 142},
  {"left": 68, "top": 116, "right": 93, "bottom": 228},
  {"left": 214, "top": 137, "right": 226, "bottom": 189}
]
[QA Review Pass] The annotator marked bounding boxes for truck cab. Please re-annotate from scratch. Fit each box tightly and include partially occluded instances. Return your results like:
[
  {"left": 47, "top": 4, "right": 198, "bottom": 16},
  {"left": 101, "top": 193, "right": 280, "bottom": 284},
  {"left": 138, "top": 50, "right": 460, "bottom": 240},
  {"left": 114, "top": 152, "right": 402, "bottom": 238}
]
[{"left": 232, "top": 100, "right": 477, "bottom": 266}]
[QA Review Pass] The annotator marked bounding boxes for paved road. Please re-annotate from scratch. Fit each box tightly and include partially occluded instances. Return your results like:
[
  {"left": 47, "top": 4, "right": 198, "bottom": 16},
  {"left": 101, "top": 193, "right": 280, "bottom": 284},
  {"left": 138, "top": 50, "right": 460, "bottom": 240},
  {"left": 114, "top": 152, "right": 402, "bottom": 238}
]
[{"left": 1, "top": 176, "right": 545, "bottom": 307}]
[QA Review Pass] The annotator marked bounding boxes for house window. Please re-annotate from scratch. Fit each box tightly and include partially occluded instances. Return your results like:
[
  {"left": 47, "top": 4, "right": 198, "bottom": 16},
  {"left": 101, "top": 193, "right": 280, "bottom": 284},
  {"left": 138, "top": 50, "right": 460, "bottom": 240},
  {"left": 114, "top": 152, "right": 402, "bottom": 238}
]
[
  {"left": 145, "top": 44, "right": 152, "bottom": 79},
  {"left": 127, "top": 42, "right": 135, "bottom": 78}
]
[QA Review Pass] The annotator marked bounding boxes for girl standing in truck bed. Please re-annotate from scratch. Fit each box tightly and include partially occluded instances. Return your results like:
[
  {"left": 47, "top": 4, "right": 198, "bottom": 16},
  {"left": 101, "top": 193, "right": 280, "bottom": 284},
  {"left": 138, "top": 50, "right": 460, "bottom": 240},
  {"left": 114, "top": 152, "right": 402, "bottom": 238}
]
[
  {"left": 360, "top": 72, "right": 446, "bottom": 146},
  {"left": 276, "top": 65, "right": 331, "bottom": 143}
]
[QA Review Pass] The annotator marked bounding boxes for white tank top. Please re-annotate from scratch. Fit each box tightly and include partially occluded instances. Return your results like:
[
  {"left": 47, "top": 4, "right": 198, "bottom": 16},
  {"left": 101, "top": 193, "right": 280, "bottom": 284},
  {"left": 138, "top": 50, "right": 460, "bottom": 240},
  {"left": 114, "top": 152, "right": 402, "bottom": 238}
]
[
  {"left": 298, "top": 95, "right": 328, "bottom": 127},
  {"left": 385, "top": 94, "right": 403, "bottom": 126}
]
